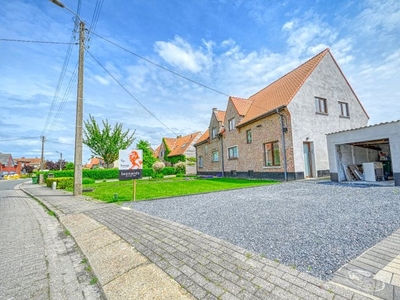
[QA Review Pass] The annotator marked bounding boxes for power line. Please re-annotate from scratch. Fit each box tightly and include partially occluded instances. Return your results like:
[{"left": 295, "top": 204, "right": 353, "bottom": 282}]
[
  {"left": 91, "top": 32, "right": 230, "bottom": 97},
  {"left": 0, "top": 136, "right": 40, "bottom": 142},
  {"left": 86, "top": 49, "right": 178, "bottom": 136},
  {"left": 0, "top": 38, "right": 76, "bottom": 45}
]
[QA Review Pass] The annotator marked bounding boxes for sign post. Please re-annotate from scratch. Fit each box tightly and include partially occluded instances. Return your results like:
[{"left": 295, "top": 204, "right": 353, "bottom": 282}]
[{"left": 118, "top": 149, "right": 143, "bottom": 201}]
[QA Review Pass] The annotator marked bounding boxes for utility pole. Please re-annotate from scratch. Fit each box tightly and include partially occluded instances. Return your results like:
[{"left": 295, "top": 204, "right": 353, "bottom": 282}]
[
  {"left": 40, "top": 136, "right": 45, "bottom": 170},
  {"left": 50, "top": 0, "right": 84, "bottom": 195},
  {"left": 73, "top": 20, "right": 85, "bottom": 195}
]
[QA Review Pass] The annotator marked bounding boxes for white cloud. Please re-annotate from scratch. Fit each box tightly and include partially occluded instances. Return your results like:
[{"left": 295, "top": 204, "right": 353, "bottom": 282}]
[
  {"left": 154, "top": 36, "right": 213, "bottom": 73},
  {"left": 94, "top": 75, "right": 110, "bottom": 86}
]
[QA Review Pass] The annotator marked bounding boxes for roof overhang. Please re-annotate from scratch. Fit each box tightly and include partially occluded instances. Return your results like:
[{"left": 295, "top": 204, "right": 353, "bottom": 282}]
[{"left": 236, "top": 105, "right": 286, "bottom": 128}]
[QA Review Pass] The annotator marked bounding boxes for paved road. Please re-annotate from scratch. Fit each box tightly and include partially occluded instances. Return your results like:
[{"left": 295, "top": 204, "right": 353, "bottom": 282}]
[{"left": 0, "top": 180, "right": 104, "bottom": 299}]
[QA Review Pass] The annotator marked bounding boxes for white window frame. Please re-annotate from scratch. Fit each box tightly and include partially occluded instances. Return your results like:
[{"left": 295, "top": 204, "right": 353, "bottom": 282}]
[
  {"left": 198, "top": 156, "right": 203, "bottom": 168},
  {"left": 211, "top": 127, "right": 217, "bottom": 139},
  {"left": 228, "top": 118, "right": 235, "bottom": 131},
  {"left": 339, "top": 101, "right": 349, "bottom": 117},
  {"left": 212, "top": 151, "right": 219, "bottom": 162},
  {"left": 246, "top": 129, "right": 252, "bottom": 144},
  {"left": 228, "top": 146, "right": 238, "bottom": 159}
]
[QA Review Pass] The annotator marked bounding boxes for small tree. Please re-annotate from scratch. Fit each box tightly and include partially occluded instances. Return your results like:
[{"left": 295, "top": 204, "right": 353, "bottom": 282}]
[
  {"left": 175, "top": 162, "right": 186, "bottom": 175},
  {"left": 83, "top": 115, "right": 136, "bottom": 168},
  {"left": 64, "top": 162, "right": 74, "bottom": 170},
  {"left": 152, "top": 161, "right": 165, "bottom": 178},
  {"left": 136, "top": 140, "right": 157, "bottom": 168}
]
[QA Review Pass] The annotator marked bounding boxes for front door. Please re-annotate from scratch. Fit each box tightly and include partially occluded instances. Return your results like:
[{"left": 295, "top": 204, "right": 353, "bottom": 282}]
[{"left": 303, "top": 142, "right": 314, "bottom": 178}]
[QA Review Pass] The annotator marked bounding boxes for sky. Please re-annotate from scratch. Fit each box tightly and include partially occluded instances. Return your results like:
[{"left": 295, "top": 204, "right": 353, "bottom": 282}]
[{"left": 0, "top": 0, "right": 399, "bottom": 163}]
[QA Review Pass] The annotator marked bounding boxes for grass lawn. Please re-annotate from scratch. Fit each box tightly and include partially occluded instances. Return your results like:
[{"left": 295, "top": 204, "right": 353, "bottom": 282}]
[{"left": 79, "top": 177, "right": 278, "bottom": 202}]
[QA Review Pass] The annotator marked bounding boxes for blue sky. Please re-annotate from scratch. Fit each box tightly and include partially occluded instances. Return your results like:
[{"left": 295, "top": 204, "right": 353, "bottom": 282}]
[{"left": 0, "top": 0, "right": 399, "bottom": 163}]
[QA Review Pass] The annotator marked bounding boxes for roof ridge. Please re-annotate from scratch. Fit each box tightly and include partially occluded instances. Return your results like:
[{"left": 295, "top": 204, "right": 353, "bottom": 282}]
[{"left": 249, "top": 48, "right": 330, "bottom": 100}]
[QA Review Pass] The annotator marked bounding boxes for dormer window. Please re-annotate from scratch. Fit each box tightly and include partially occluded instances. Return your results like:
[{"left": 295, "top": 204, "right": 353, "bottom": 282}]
[{"left": 228, "top": 118, "right": 235, "bottom": 131}]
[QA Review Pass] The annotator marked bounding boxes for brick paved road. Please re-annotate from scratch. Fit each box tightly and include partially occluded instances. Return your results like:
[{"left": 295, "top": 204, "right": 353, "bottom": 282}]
[
  {"left": 21, "top": 183, "right": 377, "bottom": 299},
  {"left": 0, "top": 185, "right": 104, "bottom": 299}
]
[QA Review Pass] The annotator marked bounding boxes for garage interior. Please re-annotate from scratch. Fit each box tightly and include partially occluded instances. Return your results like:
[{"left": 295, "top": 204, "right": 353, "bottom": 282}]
[{"left": 335, "top": 138, "right": 393, "bottom": 184}]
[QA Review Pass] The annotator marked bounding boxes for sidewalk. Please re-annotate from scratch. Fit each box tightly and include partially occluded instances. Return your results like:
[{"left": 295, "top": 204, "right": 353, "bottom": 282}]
[
  {"left": 20, "top": 182, "right": 399, "bottom": 299},
  {"left": 0, "top": 185, "right": 104, "bottom": 300}
]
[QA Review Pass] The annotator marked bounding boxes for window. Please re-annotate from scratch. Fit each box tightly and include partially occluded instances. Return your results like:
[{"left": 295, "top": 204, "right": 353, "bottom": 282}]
[
  {"left": 246, "top": 130, "right": 252, "bottom": 144},
  {"left": 228, "top": 118, "right": 235, "bottom": 131},
  {"left": 228, "top": 146, "right": 238, "bottom": 159},
  {"left": 198, "top": 156, "right": 203, "bottom": 168},
  {"left": 339, "top": 101, "right": 349, "bottom": 117},
  {"left": 264, "top": 142, "right": 280, "bottom": 166},
  {"left": 211, "top": 127, "right": 217, "bottom": 139},
  {"left": 315, "top": 97, "right": 327, "bottom": 114},
  {"left": 212, "top": 151, "right": 219, "bottom": 162}
]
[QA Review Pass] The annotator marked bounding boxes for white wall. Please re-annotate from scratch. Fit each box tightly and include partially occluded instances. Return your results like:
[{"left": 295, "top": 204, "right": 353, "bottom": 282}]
[
  {"left": 288, "top": 52, "right": 369, "bottom": 175},
  {"left": 327, "top": 121, "right": 400, "bottom": 185}
]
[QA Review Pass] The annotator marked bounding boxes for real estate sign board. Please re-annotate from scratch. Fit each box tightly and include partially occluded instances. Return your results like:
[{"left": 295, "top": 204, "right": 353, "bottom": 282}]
[{"left": 118, "top": 149, "right": 143, "bottom": 180}]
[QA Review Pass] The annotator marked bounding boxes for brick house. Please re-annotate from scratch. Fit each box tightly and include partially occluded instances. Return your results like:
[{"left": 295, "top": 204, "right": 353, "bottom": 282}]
[
  {"left": 0, "top": 153, "right": 16, "bottom": 175},
  {"left": 195, "top": 48, "right": 369, "bottom": 180},
  {"left": 154, "top": 132, "right": 203, "bottom": 174}
]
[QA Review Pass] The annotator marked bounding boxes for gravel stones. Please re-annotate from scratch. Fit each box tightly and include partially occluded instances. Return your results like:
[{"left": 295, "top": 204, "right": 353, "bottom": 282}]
[{"left": 125, "top": 181, "right": 400, "bottom": 280}]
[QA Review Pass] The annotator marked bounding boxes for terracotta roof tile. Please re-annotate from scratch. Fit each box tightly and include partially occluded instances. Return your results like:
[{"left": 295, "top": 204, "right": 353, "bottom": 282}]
[
  {"left": 168, "top": 132, "right": 202, "bottom": 157},
  {"left": 194, "top": 130, "right": 209, "bottom": 146},
  {"left": 238, "top": 48, "right": 330, "bottom": 126},
  {"left": 216, "top": 110, "right": 226, "bottom": 122},
  {"left": 230, "top": 97, "right": 253, "bottom": 116},
  {"left": 154, "top": 145, "right": 161, "bottom": 157}
]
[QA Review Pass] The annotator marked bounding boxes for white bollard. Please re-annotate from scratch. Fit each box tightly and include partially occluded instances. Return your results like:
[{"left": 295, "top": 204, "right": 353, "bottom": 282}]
[{"left": 52, "top": 182, "right": 57, "bottom": 190}]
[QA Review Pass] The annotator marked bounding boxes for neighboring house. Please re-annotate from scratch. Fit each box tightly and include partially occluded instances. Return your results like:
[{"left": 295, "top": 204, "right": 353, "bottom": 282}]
[
  {"left": 84, "top": 157, "right": 105, "bottom": 169},
  {"left": 195, "top": 48, "right": 369, "bottom": 180},
  {"left": 14, "top": 157, "right": 42, "bottom": 171},
  {"left": 0, "top": 153, "right": 16, "bottom": 175},
  {"left": 155, "top": 132, "right": 203, "bottom": 174}
]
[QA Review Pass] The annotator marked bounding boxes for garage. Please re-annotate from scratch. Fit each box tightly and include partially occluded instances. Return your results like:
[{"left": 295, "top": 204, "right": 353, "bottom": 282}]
[{"left": 326, "top": 120, "right": 400, "bottom": 186}]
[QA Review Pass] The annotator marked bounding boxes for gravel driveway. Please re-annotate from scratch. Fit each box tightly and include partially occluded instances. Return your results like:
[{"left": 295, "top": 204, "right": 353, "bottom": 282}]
[{"left": 125, "top": 181, "right": 400, "bottom": 280}]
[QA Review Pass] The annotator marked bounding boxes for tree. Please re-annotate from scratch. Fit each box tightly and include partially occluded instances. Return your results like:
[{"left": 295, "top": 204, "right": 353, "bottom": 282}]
[
  {"left": 83, "top": 115, "right": 136, "bottom": 168},
  {"left": 136, "top": 140, "right": 157, "bottom": 168}
]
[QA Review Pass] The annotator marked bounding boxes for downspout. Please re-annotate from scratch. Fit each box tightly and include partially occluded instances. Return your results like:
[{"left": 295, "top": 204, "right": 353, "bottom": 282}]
[
  {"left": 219, "top": 133, "right": 225, "bottom": 177},
  {"left": 276, "top": 108, "right": 288, "bottom": 181}
]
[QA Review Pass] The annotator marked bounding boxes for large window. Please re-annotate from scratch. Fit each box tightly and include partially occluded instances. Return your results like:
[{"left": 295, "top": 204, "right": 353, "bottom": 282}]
[
  {"left": 228, "top": 118, "right": 235, "bottom": 131},
  {"left": 212, "top": 151, "right": 219, "bottom": 162},
  {"left": 264, "top": 142, "right": 280, "bottom": 166},
  {"left": 246, "top": 129, "right": 252, "bottom": 144},
  {"left": 211, "top": 127, "right": 217, "bottom": 139},
  {"left": 228, "top": 146, "right": 238, "bottom": 159},
  {"left": 339, "top": 101, "right": 349, "bottom": 117},
  {"left": 198, "top": 156, "right": 203, "bottom": 168},
  {"left": 315, "top": 97, "right": 327, "bottom": 114}
]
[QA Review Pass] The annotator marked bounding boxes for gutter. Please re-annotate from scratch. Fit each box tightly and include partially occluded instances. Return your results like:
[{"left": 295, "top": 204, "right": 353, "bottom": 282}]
[{"left": 276, "top": 108, "right": 288, "bottom": 181}]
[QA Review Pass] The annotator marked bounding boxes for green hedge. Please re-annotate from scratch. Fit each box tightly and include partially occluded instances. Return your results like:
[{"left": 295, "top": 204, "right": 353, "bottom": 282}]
[
  {"left": 38, "top": 167, "right": 178, "bottom": 181},
  {"left": 46, "top": 177, "right": 74, "bottom": 189}
]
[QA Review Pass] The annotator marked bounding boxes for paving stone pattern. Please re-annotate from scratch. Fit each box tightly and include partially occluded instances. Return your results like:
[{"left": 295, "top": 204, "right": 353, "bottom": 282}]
[
  {"left": 86, "top": 206, "right": 372, "bottom": 300},
  {"left": 22, "top": 184, "right": 378, "bottom": 299},
  {"left": 333, "top": 228, "right": 400, "bottom": 300},
  {"left": 0, "top": 188, "right": 104, "bottom": 300}
]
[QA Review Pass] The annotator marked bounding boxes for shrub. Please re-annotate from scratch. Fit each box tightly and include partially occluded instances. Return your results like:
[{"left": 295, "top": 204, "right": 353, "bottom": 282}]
[
  {"left": 152, "top": 161, "right": 165, "bottom": 173},
  {"left": 46, "top": 177, "right": 74, "bottom": 189},
  {"left": 162, "top": 167, "right": 176, "bottom": 175},
  {"left": 142, "top": 168, "right": 154, "bottom": 177},
  {"left": 82, "top": 178, "right": 95, "bottom": 184},
  {"left": 175, "top": 162, "right": 186, "bottom": 174}
]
